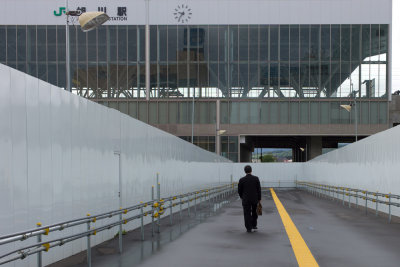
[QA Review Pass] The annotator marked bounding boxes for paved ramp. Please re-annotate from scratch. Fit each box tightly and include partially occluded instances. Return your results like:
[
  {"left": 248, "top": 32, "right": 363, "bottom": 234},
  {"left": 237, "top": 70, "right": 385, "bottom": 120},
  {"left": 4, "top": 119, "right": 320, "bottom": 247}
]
[{"left": 52, "top": 190, "right": 400, "bottom": 267}]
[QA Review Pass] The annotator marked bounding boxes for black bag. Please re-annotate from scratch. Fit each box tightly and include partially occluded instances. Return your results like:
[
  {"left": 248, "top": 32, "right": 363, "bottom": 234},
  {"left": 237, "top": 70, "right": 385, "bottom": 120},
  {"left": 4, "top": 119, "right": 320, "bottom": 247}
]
[{"left": 256, "top": 202, "right": 262, "bottom": 216}]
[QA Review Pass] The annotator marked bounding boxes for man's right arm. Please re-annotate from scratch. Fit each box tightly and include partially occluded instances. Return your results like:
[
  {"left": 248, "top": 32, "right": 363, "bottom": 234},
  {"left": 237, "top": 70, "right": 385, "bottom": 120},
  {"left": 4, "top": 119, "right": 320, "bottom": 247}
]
[
  {"left": 238, "top": 178, "right": 243, "bottom": 198},
  {"left": 256, "top": 177, "right": 261, "bottom": 202}
]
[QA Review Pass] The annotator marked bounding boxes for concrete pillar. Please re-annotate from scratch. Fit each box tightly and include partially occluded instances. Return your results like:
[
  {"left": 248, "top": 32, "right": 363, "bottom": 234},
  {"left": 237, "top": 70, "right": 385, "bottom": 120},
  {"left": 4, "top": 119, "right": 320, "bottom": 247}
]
[
  {"left": 307, "top": 136, "right": 322, "bottom": 161},
  {"left": 240, "top": 144, "right": 252, "bottom": 163}
]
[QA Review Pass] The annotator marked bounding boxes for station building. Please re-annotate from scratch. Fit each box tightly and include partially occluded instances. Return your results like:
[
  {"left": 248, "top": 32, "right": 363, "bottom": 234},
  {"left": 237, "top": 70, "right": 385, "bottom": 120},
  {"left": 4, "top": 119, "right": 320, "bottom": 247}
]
[{"left": 0, "top": 0, "right": 392, "bottom": 162}]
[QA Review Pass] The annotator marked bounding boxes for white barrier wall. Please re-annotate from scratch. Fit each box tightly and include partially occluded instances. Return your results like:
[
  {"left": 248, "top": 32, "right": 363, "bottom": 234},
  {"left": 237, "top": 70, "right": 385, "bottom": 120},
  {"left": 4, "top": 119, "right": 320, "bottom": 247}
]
[
  {"left": 0, "top": 65, "right": 303, "bottom": 266},
  {"left": 303, "top": 125, "right": 400, "bottom": 216}
]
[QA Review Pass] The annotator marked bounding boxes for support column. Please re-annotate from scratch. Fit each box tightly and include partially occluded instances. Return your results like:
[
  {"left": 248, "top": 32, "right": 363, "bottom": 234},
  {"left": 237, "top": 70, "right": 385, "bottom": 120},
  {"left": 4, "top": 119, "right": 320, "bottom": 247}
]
[
  {"left": 216, "top": 100, "right": 221, "bottom": 156},
  {"left": 306, "top": 136, "right": 322, "bottom": 161}
]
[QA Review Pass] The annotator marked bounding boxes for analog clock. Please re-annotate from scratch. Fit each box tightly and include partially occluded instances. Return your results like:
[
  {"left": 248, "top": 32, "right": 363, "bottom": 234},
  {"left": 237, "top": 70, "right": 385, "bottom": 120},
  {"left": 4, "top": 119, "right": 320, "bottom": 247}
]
[{"left": 173, "top": 4, "right": 192, "bottom": 23}]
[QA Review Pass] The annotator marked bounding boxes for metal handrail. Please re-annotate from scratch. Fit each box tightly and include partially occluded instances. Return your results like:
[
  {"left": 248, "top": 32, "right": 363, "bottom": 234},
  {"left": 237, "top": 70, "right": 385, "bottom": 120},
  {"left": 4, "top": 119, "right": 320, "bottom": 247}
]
[
  {"left": 297, "top": 181, "right": 400, "bottom": 222},
  {"left": 0, "top": 183, "right": 237, "bottom": 266}
]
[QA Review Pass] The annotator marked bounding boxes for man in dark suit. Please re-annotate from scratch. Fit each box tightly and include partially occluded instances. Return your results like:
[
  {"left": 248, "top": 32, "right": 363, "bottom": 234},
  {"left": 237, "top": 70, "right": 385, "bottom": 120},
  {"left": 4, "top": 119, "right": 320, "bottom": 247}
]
[{"left": 238, "top": 165, "right": 261, "bottom": 233}]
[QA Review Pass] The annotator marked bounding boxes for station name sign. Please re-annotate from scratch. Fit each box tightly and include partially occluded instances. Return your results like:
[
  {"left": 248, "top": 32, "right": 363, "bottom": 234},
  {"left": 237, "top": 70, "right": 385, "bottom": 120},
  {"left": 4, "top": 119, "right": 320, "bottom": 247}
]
[{"left": 53, "top": 6, "right": 128, "bottom": 21}]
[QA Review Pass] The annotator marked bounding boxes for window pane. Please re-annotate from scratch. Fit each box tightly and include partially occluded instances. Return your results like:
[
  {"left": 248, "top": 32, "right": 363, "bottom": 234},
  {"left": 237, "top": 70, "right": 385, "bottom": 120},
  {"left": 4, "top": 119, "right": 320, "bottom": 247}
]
[
  {"left": 290, "top": 25, "right": 299, "bottom": 62},
  {"left": 360, "top": 102, "right": 369, "bottom": 124},
  {"left": 208, "top": 26, "right": 218, "bottom": 61},
  {"left": 230, "top": 102, "right": 239, "bottom": 124},
  {"left": 231, "top": 25, "right": 239, "bottom": 61},
  {"left": 370, "top": 102, "right": 379, "bottom": 124},
  {"left": 351, "top": 25, "right": 361, "bottom": 61},
  {"left": 300, "top": 25, "right": 309, "bottom": 61},
  {"left": 0, "top": 26, "right": 5, "bottom": 62},
  {"left": 159, "top": 102, "right": 167, "bottom": 124},
  {"left": 280, "top": 102, "right": 289, "bottom": 124},
  {"left": 7, "top": 26, "right": 16, "bottom": 63},
  {"left": 330, "top": 102, "right": 340, "bottom": 124},
  {"left": 270, "top": 26, "right": 279, "bottom": 61},
  {"left": 239, "top": 25, "right": 248, "bottom": 61},
  {"left": 310, "top": 25, "right": 319, "bottom": 62},
  {"left": 380, "top": 24, "right": 389, "bottom": 55},
  {"left": 331, "top": 25, "right": 340, "bottom": 61},
  {"left": 179, "top": 102, "right": 188, "bottom": 123},
  {"left": 362, "top": 25, "right": 370, "bottom": 61},
  {"left": 341, "top": 25, "right": 350, "bottom": 61},
  {"left": 118, "top": 26, "right": 127, "bottom": 62},
  {"left": 280, "top": 25, "right": 289, "bottom": 61},
  {"left": 17, "top": 26, "right": 26, "bottom": 62},
  {"left": 259, "top": 26, "right": 268, "bottom": 61},
  {"left": 379, "top": 102, "right": 387, "bottom": 124},
  {"left": 249, "top": 26, "right": 258, "bottom": 61},
  {"left": 221, "top": 101, "right": 229, "bottom": 124},
  {"left": 239, "top": 102, "right": 248, "bottom": 124},
  {"left": 219, "top": 26, "right": 227, "bottom": 62},
  {"left": 270, "top": 102, "right": 279, "bottom": 124},
  {"left": 168, "top": 26, "right": 177, "bottom": 61},
  {"left": 128, "top": 26, "right": 137, "bottom": 61},
  {"left": 321, "top": 25, "right": 330, "bottom": 61},
  {"left": 300, "top": 102, "right": 309, "bottom": 124},
  {"left": 138, "top": 102, "right": 147, "bottom": 122},
  {"left": 330, "top": 62, "right": 340, "bottom": 97},
  {"left": 168, "top": 102, "right": 178, "bottom": 123},
  {"left": 310, "top": 102, "right": 319, "bottom": 124},
  {"left": 260, "top": 102, "right": 269, "bottom": 123},
  {"left": 128, "top": 102, "right": 137, "bottom": 118},
  {"left": 321, "top": 102, "right": 329, "bottom": 124},
  {"left": 198, "top": 102, "right": 209, "bottom": 124},
  {"left": 249, "top": 102, "right": 259, "bottom": 124},
  {"left": 290, "top": 102, "right": 299, "bottom": 124}
]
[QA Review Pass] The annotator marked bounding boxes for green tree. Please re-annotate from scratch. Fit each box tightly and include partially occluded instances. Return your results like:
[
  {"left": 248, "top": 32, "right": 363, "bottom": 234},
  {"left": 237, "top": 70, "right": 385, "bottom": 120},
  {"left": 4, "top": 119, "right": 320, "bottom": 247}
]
[{"left": 260, "top": 154, "right": 276, "bottom": 162}]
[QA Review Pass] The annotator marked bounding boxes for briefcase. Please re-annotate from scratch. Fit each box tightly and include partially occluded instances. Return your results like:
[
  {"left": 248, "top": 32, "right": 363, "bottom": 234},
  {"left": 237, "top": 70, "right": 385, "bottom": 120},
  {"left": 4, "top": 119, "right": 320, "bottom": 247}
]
[{"left": 256, "top": 202, "right": 262, "bottom": 216}]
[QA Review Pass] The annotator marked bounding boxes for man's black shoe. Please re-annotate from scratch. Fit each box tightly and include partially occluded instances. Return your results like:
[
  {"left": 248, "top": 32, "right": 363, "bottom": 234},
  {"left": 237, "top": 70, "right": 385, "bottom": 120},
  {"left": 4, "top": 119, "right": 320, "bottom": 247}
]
[
  {"left": 246, "top": 229, "right": 252, "bottom": 233},
  {"left": 252, "top": 226, "right": 258, "bottom": 230}
]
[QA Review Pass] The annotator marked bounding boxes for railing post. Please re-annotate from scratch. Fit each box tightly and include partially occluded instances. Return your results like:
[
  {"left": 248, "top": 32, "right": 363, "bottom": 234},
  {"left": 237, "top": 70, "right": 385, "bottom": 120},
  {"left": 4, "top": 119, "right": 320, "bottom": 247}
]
[
  {"left": 170, "top": 199, "right": 173, "bottom": 225},
  {"left": 179, "top": 195, "right": 182, "bottom": 221},
  {"left": 187, "top": 195, "right": 190, "bottom": 217},
  {"left": 36, "top": 223, "right": 42, "bottom": 267},
  {"left": 194, "top": 192, "right": 197, "bottom": 217},
  {"left": 86, "top": 214, "right": 92, "bottom": 267},
  {"left": 348, "top": 190, "right": 351, "bottom": 208},
  {"left": 151, "top": 186, "right": 154, "bottom": 237},
  {"left": 342, "top": 188, "right": 345, "bottom": 206},
  {"left": 365, "top": 192, "right": 368, "bottom": 215},
  {"left": 356, "top": 190, "right": 358, "bottom": 208},
  {"left": 140, "top": 202, "right": 144, "bottom": 241},
  {"left": 388, "top": 194, "right": 392, "bottom": 223},
  {"left": 156, "top": 174, "right": 160, "bottom": 234},
  {"left": 375, "top": 192, "right": 378, "bottom": 217},
  {"left": 119, "top": 208, "right": 122, "bottom": 254}
]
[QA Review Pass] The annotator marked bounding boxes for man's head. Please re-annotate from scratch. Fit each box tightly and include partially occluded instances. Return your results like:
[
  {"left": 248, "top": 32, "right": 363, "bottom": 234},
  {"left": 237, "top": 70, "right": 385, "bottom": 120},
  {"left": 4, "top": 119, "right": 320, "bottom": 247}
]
[{"left": 244, "top": 165, "right": 252, "bottom": 174}]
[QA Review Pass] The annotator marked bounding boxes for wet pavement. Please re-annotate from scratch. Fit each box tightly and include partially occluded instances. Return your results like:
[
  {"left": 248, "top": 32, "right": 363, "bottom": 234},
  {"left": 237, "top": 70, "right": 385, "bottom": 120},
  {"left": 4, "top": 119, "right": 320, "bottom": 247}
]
[{"left": 50, "top": 190, "right": 400, "bottom": 267}]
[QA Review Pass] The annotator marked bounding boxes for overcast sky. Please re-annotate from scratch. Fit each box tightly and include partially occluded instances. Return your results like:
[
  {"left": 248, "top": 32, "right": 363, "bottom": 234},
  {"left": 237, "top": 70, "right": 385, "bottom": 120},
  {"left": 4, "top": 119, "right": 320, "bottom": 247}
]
[{"left": 392, "top": 0, "right": 400, "bottom": 91}]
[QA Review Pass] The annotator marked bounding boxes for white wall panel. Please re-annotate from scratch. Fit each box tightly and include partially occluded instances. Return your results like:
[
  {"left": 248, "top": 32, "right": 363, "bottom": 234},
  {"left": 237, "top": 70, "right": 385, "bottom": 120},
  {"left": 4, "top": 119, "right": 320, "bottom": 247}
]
[
  {"left": 0, "top": 65, "right": 14, "bottom": 266},
  {"left": 304, "top": 126, "right": 400, "bottom": 217},
  {"left": 4, "top": 62, "right": 400, "bottom": 266}
]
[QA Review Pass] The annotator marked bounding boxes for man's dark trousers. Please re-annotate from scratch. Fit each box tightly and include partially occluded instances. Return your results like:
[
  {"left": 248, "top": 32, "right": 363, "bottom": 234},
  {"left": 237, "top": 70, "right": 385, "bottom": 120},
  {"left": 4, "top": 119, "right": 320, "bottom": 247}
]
[
  {"left": 238, "top": 174, "right": 261, "bottom": 231},
  {"left": 243, "top": 203, "right": 258, "bottom": 230}
]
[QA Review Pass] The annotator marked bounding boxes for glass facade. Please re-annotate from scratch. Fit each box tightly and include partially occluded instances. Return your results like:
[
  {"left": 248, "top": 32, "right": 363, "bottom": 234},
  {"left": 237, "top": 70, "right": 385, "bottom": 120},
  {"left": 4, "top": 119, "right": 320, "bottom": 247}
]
[
  {"left": 0, "top": 24, "right": 388, "bottom": 99},
  {"left": 0, "top": 23, "right": 390, "bottom": 162}
]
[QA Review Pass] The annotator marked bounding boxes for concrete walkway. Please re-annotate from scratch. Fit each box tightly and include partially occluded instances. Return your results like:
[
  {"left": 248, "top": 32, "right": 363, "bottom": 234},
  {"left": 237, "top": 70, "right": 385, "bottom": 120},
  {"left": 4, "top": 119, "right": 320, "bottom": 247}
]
[{"left": 51, "top": 190, "right": 400, "bottom": 267}]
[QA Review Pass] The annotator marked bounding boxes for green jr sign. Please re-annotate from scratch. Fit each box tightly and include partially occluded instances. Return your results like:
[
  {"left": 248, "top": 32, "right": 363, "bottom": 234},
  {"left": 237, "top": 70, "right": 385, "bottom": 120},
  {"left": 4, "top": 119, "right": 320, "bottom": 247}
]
[{"left": 54, "top": 7, "right": 66, "bottom": 16}]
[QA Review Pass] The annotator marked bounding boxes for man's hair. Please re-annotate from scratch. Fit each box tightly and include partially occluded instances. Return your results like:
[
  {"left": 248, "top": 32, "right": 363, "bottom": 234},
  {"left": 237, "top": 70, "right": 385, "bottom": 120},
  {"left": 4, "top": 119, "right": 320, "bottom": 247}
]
[{"left": 244, "top": 165, "right": 252, "bottom": 174}]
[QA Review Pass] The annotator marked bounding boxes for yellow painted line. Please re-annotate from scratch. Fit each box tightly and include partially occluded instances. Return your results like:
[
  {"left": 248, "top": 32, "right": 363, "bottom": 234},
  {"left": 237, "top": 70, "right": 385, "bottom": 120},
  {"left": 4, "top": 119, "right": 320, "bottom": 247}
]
[{"left": 270, "top": 188, "right": 319, "bottom": 267}]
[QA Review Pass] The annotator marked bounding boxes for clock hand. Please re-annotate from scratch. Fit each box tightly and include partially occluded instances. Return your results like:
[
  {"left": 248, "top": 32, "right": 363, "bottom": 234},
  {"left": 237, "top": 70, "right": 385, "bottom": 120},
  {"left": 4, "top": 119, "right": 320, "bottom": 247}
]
[{"left": 178, "top": 13, "right": 184, "bottom": 22}]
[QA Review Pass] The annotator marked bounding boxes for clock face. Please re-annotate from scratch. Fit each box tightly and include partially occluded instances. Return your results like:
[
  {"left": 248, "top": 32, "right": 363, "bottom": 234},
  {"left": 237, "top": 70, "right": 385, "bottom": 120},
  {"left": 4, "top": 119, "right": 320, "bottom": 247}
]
[{"left": 173, "top": 4, "right": 192, "bottom": 23}]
